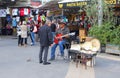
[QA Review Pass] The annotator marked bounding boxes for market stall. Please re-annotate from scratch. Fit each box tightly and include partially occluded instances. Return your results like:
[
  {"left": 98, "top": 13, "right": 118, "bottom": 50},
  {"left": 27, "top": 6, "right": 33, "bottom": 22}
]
[{"left": 58, "top": 0, "right": 90, "bottom": 42}]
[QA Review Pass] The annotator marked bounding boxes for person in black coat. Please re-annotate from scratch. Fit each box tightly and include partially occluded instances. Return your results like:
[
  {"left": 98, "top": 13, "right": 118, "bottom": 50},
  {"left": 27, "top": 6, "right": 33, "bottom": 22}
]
[{"left": 38, "top": 20, "right": 53, "bottom": 65}]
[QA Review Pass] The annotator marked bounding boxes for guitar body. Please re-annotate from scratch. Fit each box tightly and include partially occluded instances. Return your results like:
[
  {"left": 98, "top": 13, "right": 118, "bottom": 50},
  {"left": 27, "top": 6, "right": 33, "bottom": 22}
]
[
  {"left": 54, "top": 34, "right": 63, "bottom": 44},
  {"left": 54, "top": 32, "right": 75, "bottom": 44}
]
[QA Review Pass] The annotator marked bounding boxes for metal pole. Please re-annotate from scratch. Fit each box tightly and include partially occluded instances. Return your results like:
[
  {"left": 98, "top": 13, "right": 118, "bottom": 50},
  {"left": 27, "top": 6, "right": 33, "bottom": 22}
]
[
  {"left": 98, "top": 0, "right": 103, "bottom": 26},
  {"left": 62, "top": 9, "right": 64, "bottom": 16}
]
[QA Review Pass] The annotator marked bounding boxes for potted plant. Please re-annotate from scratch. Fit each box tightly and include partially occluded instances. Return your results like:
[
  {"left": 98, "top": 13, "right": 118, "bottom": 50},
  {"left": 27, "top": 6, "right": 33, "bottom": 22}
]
[
  {"left": 85, "top": 0, "right": 120, "bottom": 53},
  {"left": 88, "top": 22, "right": 120, "bottom": 53}
]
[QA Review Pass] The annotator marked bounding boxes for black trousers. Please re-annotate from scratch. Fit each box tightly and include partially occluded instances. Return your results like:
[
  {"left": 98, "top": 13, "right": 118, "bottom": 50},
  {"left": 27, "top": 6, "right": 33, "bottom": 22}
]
[
  {"left": 18, "top": 35, "right": 21, "bottom": 45},
  {"left": 39, "top": 45, "right": 49, "bottom": 63},
  {"left": 21, "top": 38, "right": 27, "bottom": 45}
]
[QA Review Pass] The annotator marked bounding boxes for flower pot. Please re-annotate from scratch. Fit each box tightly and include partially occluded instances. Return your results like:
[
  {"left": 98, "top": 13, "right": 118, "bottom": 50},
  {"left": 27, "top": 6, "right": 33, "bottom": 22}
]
[
  {"left": 105, "top": 44, "right": 120, "bottom": 55},
  {"left": 100, "top": 44, "right": 106, "bottom": 53}
]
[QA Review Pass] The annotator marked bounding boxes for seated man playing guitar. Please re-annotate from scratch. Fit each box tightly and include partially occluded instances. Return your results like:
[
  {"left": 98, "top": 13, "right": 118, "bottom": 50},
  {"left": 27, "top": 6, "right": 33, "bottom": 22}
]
[{"left": 49, "top": 21, "right": 70, "bottom": 61}]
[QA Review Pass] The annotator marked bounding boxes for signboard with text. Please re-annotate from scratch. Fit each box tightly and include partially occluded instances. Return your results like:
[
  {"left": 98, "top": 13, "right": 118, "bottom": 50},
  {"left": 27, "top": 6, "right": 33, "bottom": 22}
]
[
  {"left": 105, "top": 0, "right": 117, "bottom": 4},
  {"left": 59, "top": 1, "right": 88, "bottom": 8}
]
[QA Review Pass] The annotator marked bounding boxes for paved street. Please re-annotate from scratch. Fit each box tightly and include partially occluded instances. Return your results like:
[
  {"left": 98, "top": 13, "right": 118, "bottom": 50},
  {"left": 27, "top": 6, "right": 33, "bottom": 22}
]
[{"left": 0, "top": 36, "right": 120, "bottom": 78}]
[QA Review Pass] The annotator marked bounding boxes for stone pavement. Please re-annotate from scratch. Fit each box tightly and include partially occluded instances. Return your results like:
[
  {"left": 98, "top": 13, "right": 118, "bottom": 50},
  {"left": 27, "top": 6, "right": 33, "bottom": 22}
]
[
  {"left": 65, "top": 53, "right": 120, "bottom": 78},
  {"left": 0, "top": 36, "right": 120, "bottom": 78}
]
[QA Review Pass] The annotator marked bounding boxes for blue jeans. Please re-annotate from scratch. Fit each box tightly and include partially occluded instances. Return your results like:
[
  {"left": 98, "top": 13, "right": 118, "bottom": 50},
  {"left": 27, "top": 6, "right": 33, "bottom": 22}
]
[
  {"left": 51, "top": 40, "right": 66, "bottom": 59},
  {"left": 52, "top": 32, "right": 55, "bottom": 41},
  {"left": 30, "top": 32, "right": 35, "bottom": 45}
]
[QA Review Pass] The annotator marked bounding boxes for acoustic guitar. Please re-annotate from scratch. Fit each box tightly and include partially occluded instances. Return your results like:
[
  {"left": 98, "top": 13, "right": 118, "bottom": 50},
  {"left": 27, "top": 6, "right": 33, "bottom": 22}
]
[{"left": 54, "top": 32, "right": 75, "bottom": 44}]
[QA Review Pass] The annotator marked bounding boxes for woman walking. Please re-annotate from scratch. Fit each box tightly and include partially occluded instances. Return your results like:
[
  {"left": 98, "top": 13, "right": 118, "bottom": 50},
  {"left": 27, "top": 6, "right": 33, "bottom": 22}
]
[{"left": 21, "top": 21, "right": 28, "bottom": 47}]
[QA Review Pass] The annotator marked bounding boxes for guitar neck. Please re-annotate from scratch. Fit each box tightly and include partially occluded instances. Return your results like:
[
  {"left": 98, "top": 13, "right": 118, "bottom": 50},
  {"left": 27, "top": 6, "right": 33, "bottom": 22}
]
[
  {"left": 56, "top": 32, "right": 75, "bottom": 38},
  {"left": 61, "top": 34, "right": 68, "bottom": 38}
]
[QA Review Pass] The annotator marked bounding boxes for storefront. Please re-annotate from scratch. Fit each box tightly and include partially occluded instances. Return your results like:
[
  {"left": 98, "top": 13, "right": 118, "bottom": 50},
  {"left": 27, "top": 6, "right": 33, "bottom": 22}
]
[
  {"left": 58, "top": 0, "right": 120, "bottom": 40},
  {"left": 58, "top": 0, "right": 90, "bottom": 25},
  {"left": 0, "top": 0, "right": 44, "bottom": 35},
  {"left": 105, "top": 0, "right": 120, "bottom": 25},
  {"left": 58, "top": 0, "right": 90, "bottom": 41}
]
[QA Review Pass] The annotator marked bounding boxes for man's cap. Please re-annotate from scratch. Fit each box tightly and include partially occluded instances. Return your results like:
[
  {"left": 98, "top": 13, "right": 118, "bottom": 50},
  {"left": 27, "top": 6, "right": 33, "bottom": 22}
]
[{"left": 58, "top": 20, "right": 66, "bottom": 25}]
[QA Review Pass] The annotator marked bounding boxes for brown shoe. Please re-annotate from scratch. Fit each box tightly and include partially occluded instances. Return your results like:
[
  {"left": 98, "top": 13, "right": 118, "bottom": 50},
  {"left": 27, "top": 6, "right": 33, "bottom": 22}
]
[
  {"left": 24, "top": 44, "right": 27, "bottom": 47},
  {"left": 18, "top": 44, "right": 21, "bottom": 47}
]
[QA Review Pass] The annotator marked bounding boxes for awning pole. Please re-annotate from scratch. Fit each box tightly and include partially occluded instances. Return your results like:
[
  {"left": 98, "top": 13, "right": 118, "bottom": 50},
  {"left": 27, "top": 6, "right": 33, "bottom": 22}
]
[{"left": 62, "top": 9, "right": 64, "bottom": 16}]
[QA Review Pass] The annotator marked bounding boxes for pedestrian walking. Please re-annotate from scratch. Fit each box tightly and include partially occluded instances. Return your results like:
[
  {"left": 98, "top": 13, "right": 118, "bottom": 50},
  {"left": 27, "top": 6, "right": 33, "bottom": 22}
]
[
  {"left": 35, "top": 21, "right": 40, "bottom": 42},
  {"left": 30, "top": 21, "right": 37, "bottom": 46},
  {"left": 38, "top": 19, "right": 53, "bottom": 65},
  {"left": 17, "top": 22, "right": 22, "bottom": 46},
  {"left": 21, "top": 21, "right": 28, "bottom": 47}
]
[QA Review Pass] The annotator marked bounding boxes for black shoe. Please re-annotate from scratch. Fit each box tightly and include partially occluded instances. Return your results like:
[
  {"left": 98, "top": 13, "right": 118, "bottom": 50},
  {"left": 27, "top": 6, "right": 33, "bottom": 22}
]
[
  {"left": 49, "top": 58, "right": 55, "bottom": 61},
  {"left": 39, "top": 61, "right": 43, "bottom": 63},
  {"left": 43, "top": 62, "right": 51, "bottom": 65}
]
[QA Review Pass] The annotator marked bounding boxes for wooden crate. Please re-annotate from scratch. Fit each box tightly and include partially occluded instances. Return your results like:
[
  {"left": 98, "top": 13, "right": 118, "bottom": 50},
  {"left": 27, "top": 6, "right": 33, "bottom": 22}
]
[{"left": 79, "top": 28, "right": 86, "bottom": 42}]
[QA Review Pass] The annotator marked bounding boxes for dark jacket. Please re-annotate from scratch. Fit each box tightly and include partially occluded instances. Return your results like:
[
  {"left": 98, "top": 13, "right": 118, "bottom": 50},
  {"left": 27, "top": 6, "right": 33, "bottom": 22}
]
[
  {"left": 30, "top": 25, "right": 34, "bottom": 32},
  {"left": 51, "top": 23, "right": 56, "bottom": 32},
  {"left": 38, "top": 24, "right": 53, "bottom": 46}
]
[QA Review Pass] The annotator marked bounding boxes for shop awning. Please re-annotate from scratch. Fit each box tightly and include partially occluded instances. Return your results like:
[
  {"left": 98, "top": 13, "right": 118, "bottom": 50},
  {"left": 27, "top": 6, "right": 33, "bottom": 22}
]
[
  {"left": 58, "top": 0, "right": 90, "bottom": 8},
  {"left": 9, "top": 0, "right": 31, "bottom": 8},
  {"left": 39, "top": 0, "right": 61, "bottom": 10},
  {"left": 58, "top": 0, "right": 89, "bottom": 3},
  {"left": 9, "top": 0, "right": 42, "bottom": 8}
]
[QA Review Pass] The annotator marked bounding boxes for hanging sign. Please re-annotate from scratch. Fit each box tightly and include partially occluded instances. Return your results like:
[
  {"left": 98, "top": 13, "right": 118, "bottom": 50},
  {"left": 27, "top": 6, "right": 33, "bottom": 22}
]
[
  {"left": 59, "top": 1, "right": 88, "bottom": 8},
  {"left": 105, "top": 0, "right": 117, "bottom": 4}
]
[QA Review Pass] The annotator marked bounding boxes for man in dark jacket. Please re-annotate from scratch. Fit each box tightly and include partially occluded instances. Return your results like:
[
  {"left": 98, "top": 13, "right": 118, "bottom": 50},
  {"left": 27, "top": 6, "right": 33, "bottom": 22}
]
[{"left": 38, "top": 20, "right": 53, "bottom": 65}]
